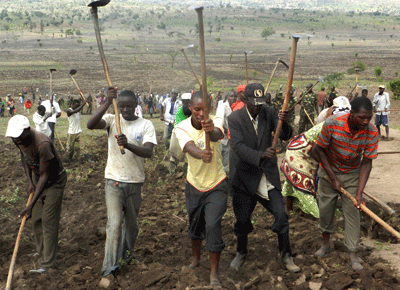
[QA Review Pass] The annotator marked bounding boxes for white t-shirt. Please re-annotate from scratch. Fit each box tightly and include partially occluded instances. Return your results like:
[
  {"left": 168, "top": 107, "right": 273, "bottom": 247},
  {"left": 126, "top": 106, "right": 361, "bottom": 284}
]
[
  {"left": 135, "top": 105, "right": 143, "bottom": 118},
  {"left": 32, "top": 112, "right": 51, "bottom": 137},
  {"left": 67, "top": 109, "right": 82, "bottom": 134},
  {"left": 41, "top": 100, "right": 61, "bottom": 123},
  {"left": 215, "top": 100, "right": 232, "bottom": 145},
  {"left": 162, "top": 98, "right": 182, "bottom": 124},
  {"left": 372, "top": 92, "right": 390, "bottom": 116},
  {"left": 103, "top": 114, "right": 157, "bottom": 183}
]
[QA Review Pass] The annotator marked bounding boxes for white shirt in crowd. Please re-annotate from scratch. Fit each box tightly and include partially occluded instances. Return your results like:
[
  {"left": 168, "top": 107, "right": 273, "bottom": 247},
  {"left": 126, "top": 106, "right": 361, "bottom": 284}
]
[
  {"left": 215, "top": 100, "right": 232, "bottom": 146},
  {"left": 135, "top": 105, "right": 143, "bottom": 118},
  {"left": 372, "top": 91, "right": 390, "bottom": 116},
  {"left": 67, "top": 109, "right": 82, "bottom": 135},
  {"left": 32, "top": 112, "right": 51, "bottom": 137},
  {"left": 162, "top": 97, "right": 182, "bottom": 124},
  {"left": 102, "top": 114, "right": 157, "bottom": 183},
  {"left": 41, "top": 100, "right": 61, "bottom": 123}
]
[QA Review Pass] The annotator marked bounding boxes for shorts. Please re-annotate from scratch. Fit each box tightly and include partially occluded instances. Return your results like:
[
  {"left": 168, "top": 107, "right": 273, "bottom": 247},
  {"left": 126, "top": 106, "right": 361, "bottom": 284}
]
[{"left": 375, "top": 114, "right": 388, "bottom": 126}]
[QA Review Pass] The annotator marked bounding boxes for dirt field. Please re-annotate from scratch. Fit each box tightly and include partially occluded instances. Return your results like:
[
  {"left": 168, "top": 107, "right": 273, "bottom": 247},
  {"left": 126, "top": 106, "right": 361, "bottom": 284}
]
[
  {"left": 1, "top": 116, "right": 400, "bottom": 290},
  {"left": 2, "top": 6, "right": 400, "bottom": 290}
]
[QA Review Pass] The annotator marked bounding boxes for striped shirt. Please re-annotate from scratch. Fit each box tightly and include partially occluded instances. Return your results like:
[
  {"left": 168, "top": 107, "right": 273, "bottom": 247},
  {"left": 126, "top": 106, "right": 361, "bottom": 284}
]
[{"left": 316, "top": 113, "right": 379, "bottom": 173}]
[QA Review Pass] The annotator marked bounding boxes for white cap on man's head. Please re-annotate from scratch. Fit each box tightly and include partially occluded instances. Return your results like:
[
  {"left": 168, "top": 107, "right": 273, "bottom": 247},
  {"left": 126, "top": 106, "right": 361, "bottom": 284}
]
[
  {"left": 5, "top": 115, "right": 30, "bottom": 138},
  {"left": 181, "top": 93, "right": 192, "bottom": 100}
]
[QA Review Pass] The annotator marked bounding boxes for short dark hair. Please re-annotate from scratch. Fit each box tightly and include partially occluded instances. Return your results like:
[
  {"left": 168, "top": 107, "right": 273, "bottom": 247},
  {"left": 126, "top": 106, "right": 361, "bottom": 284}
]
[
  {"left": 119, "top": 90, "right": 137, "bottom": 102},
  {"left": 72, "top": 99, "right": 80, "bottom": 105},
  {"left": 350, "top": 96, "right": 373, "bottom": 113},
  {"left": 361, "top": 89, "right": 368, "bottom": 94},
  {"left": 37, "top": 105, "right": 45, "bottom": 112},
  {"left": 190, "top": 91, "right": 203, "bottom": 103},
  {"left": 264, "top": 93, "right": 271, "bottom": 99}
]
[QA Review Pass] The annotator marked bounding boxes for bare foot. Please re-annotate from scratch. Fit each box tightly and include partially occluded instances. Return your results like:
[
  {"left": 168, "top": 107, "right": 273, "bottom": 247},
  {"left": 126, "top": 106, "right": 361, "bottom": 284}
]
[{"left": 188, "top": 258, "right": 200, "bottom": 269}]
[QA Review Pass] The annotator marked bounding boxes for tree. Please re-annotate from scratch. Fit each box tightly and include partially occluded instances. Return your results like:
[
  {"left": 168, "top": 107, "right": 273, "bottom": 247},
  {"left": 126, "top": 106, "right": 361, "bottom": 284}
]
[
  {"left": 374, "top": 66, "right": 383, "bottom": 78},
  {"left": 167, "top": 50, "right": 178, "bottom": 68},
  {"left": 388, "top": 79, "right": 400, "bottom": 100},
  {"left": 65, "top": 28, "right": 74, "bottom": 37},
  {"left": 261, "top": 27, "right": 275, "bottom": 40},
  {"left": 347, "top": 61, "right": 366, "bottom": 74},
  {"left": 324, "top": 72, "right": 345, "bottom": 88}
]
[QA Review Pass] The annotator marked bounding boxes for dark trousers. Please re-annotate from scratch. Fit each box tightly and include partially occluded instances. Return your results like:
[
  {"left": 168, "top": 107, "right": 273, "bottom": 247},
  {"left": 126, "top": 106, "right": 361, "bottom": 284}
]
[
  {"left": 32, "top": 171, "right": 67, "bottom": 269},
  {"left": 232, "top": 186, "right": 290, "bottom": 255},
  {"left": 48, "top": 122, "right": 55, "bottom": 142},
  {"left": 185, "top": 180, "right": 228, "bottom": 253}
]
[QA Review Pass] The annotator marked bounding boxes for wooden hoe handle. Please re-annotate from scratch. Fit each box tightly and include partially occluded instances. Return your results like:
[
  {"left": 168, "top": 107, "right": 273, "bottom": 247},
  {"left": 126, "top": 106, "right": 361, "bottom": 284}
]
[{"left": 6, "top": 192, "right": 34, "bottom": 290}]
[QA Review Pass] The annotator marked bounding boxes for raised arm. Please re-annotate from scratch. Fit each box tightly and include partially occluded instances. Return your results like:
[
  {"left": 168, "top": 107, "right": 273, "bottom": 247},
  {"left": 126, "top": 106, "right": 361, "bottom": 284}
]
[
  {"left": 87, "top": 86, "right": 115, "bottom": 130},
  {"left": 67, "top": 100, "right": 87, "bottom": 117}
]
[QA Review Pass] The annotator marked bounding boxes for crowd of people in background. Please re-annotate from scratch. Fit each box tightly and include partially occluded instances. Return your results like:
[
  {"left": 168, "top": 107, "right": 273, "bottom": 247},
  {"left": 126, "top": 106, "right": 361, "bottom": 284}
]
[{"left": 2, "top": 80, "right": 392, "bottom": 287}]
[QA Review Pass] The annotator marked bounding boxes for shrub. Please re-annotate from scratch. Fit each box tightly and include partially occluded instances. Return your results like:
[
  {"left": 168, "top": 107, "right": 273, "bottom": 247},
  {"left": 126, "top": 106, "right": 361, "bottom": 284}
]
[
  {"left": 374, "top": 66, "right": 382, "bottom": 78},
  {"left": 324, "top": 72, "right": 345, "bottom": 88},
  {"left": 388, "top": 79, "right": 400, "bottom": 100},
  {"left": 347, "top": 61, "right": 367, "bottom": 74},
  {"left": 261, "top": 27, "right": 275, "bottom": 40}
]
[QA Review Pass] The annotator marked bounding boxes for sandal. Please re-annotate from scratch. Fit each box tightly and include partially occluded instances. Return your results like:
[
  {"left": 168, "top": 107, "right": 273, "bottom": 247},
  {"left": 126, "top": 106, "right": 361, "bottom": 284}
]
[{"left": 210, "top": 278, "right": 221, "bottom": 288}]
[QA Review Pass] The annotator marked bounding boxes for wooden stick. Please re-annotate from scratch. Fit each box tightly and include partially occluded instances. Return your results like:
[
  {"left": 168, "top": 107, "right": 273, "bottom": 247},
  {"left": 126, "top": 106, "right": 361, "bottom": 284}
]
[
  {"left": 6, "top": 192, "right": 34, "bottom": 290},
  {"left": 363, "top": 191, "right": 396, "bottom": 215},
  {"left": 181, "top": 49, "right": 202, "bottom": 87},
  {"left": 287, "top": 81, "right": 319, "bottom": 112},
  {"left": 195, "top": 6, "right": 210, "bottom": 150},
  {"left": 378, "top": 151, "right": 400, "bottom": 155},
  {"left": 271, "top": 37, "right": 299, "bottom": 149},
  {"left": 70, "top": 75, "right": 86, "bottom": 101},
  {"left": 322, "top": 176, "right": 400, "bottom": 240},
  {"left": 245, "top": 53, "right": 249, "bottom": 85},
  {"left": 90, "top": 6, "right": 125, "bottom": 155},
  {"left": 54, "top": 130, "right": 65, "bottom": 151},
  {"left": 264, "top": 60, "right": 279, "bottom": 95},
  {"left": 302, "top": 107, "right": 315, "bottom": 126}
]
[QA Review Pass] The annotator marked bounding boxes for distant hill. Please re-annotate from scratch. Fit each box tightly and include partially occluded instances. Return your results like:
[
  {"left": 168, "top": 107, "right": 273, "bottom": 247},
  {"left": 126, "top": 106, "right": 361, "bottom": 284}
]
[{"left": 132, "top": 0, "right": 400, "bottom": 13}]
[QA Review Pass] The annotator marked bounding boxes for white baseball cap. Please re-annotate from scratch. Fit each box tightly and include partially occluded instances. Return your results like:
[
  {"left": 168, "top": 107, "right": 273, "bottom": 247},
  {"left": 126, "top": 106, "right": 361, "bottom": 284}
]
[
  {"left": 5, "top": 115, "right": 30, "bottom": 138},
  {"left": 333, "top": 96, "right": 351, "bottom": 108},
  {"left": 181, "top": 93, "right": 192, "bottom": 100}
]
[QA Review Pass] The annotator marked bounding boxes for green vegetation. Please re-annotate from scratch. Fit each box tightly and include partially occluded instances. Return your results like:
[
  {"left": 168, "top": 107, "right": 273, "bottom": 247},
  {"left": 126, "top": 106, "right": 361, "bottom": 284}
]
[
  {"left": 374, "top": 66, "right": 383, "bottom": 78},
  {"left": 388, "top": 79, "right": 400, "bottom": 99},
  {"left": 324, "top": 72, "right": 345, "bottom": 88},
  {"left": 261, "top": 27, "right": 275, "bottom": 40},
  {"left": 347, "top": 61, "right": 366, "bottom": 74}
]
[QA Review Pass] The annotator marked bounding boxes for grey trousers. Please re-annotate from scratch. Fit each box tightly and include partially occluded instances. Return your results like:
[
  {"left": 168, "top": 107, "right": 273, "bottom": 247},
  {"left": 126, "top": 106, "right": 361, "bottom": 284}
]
[
  {"left": 32, "top": 171, "right": 67, "bottom": 270},
  {"left": 102, "top": 180, "right": 142, "bottom": 276},
  {"left": 185, "top": 180, "right": 228, "bottom": 253},
  {"left": 317, "top": 168, "right": 360, "bottom": 252}
]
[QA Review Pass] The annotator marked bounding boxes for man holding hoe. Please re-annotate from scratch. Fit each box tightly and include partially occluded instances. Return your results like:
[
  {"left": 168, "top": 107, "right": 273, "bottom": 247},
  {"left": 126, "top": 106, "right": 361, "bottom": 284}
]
[
  {"left": 87, "top": 87, "right": 157, "bottom": 277},
  {"left": 311, "top": 97, "right": 379, "bottom": 271},
  {"left": 5, "top": 115, "right": 67, "bottom": 274}
]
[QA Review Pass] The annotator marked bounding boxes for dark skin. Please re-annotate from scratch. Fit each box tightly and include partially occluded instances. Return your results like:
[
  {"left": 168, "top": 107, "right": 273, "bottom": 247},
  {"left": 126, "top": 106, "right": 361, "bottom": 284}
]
[
  {"left": 227, "top": 92, "right": 237, "bottom": 107},
  {"left": 245, "top": 99, "right": 289, "bottom": 160},
  {"left": 38, "top": 108, "right": 51, "bottom": 122},
  {"left": 311, "top": 108, "right": 373, "bottom": 207},
  {"left": 13, "top": 129, "right": 51, "bottom": 219},
  {"left": 87, "top": 86, "right": 154, "bottom": 158},
  {"left": 183, "top": 97, "right": 223, "bottom": 163},
  {"left": 237, "top": 91, "right": 245, "bottom": 102},
  {"left": 67, "top": 99, "right": 87, "bottom": 117}
]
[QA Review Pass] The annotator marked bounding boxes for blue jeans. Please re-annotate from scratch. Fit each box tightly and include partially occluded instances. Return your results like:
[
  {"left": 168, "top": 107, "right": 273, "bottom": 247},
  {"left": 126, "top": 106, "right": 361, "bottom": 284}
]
[{"left": 102, "top": 179, "right": 143, "bottom": 276}]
